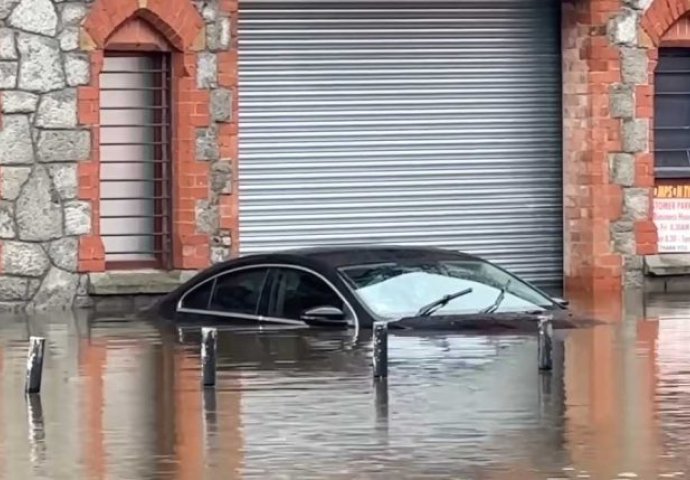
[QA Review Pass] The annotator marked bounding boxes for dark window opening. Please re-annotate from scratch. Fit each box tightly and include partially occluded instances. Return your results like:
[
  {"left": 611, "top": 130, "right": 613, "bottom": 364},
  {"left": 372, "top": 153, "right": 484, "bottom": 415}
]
[
  {"left": 99, "top": 52, "right": 173, "bottom": 269},
  {"left": 209, "top": 268, "right": 270, "bottom": 315},
  {"left": 655, "top": 48, "right": 690, "bottom": 179},
  {"left": 181, "top": 280, "right": 214, "bottom": 310},
  {"left": 267, "top": 268, "right": 344, "bottom": 321}
]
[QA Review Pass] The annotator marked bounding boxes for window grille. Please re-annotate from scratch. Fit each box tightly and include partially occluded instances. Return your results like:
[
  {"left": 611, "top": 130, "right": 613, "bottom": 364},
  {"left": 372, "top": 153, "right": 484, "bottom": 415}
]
[
  {"left": 655, "top": 48, "right": 690, "bottom": 179},
  {"left": 99, "top": 53, "right": 173, "bottom": 269}
]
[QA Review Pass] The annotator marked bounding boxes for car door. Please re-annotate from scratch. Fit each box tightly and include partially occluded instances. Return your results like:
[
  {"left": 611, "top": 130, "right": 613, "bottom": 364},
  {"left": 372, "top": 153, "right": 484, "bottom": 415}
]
[
  {"left": 177, "top": 266, "right": 271, "bottom": 323},
  {"left": 265, "top": 266, "right": 356, "bottom": 326}
]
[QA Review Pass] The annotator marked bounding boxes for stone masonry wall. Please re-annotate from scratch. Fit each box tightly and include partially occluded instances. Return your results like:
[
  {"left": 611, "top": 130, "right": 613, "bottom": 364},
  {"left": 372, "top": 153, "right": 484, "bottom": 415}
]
[{"left": 0, "top": 0, "right": 238, "bottom": 311}]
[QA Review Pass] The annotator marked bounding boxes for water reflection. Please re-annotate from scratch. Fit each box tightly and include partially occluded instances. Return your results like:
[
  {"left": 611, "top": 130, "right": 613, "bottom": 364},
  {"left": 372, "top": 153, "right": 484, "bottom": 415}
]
[{"left": 0, "top": 297, "right": 689, "bottom": 478}]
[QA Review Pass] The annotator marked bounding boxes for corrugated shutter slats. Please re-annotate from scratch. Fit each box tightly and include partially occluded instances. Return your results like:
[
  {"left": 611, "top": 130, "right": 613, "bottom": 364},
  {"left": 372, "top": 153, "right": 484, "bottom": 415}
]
[{"left": 238, "top": 0, "right": 563, "bottom": 290}]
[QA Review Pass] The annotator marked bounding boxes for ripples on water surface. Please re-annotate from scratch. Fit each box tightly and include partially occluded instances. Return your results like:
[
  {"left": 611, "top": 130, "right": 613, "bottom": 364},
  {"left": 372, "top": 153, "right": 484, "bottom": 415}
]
[{"left": 0, "top": 296, "right": 689, "bottom": 479}]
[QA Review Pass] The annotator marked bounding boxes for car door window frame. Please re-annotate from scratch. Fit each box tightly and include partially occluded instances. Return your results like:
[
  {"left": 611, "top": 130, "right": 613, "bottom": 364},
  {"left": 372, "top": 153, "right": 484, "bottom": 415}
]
[
  {"left": 176, "top": 263, "right": 359, "bottom": 329},
  {"left": 263, "top": 265, "right": 358, "bottom": 327},
  {"left": 177, "top": 265, "right": 271, "bottom": 321}
]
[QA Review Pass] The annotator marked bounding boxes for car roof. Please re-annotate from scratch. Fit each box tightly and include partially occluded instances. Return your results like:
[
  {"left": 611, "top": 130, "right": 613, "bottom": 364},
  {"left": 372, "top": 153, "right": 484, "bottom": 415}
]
[{"left": 254, "top": 245, "right": 481, "bottom": 269}]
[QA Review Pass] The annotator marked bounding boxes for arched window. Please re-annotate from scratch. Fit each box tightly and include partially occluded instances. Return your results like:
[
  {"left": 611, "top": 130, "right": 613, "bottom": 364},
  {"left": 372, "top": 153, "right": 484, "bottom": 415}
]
[{"left": 99, "top": 19, "right": 173, "bottom": 269}]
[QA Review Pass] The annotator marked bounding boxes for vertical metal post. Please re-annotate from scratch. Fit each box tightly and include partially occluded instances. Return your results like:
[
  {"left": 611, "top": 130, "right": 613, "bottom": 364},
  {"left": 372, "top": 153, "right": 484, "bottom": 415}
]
[
  {"left": 25, "top": 337, "right": 46, "bottom": 394},
  {"left": 373, "top": 321, "right": 388, "bottom": 379},
  {"left": 538, "top": 316, "right": 553, "bottom": 371},
  {"left": 201, "top": 327, "right": 217, "bottom": 388}
]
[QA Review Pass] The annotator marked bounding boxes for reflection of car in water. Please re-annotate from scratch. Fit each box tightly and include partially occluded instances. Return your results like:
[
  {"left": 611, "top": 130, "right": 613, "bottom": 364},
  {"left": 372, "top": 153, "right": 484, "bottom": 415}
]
[{"left": 151, "top": 245, "right": 598, "bottom": 332}]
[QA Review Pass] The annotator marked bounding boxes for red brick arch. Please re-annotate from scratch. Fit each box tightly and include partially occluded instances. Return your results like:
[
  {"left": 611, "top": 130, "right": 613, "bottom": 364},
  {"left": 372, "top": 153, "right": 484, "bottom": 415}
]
[
  {"left": 77, "top": 0, "right": 215, "bottom": 272},
  {"left": 641, "top": 0, "right": 690, "bottom": 46},
  {"left": 83, "top": 0, "right": 203, "bottom": 51}
]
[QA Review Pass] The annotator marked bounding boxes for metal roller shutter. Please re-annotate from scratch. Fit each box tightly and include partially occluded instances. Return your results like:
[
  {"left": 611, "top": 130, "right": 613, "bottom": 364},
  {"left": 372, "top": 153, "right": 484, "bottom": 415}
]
[{"left": 238, "top": 0, "right": 563, "bottom": 290}]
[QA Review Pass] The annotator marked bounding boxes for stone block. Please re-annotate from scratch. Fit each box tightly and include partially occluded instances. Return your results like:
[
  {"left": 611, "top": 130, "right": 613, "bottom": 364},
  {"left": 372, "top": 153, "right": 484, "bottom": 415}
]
[
  {"left": 0, "top": 201, "right": 15, "bottom": 239},
  {"left": 621, "top": 47, "right": 648, "bottom": 84},
  {"left": 59, "top": 26, "right": 79, "bottom": 51},
  {"left": 17, "top": 34, "right": 65, "bottom": 92},
  {"left": 206, "top": 18, "right": 231, "bottom": 52},
  {"left": 0, "top": 0, "right": 19, "bottom": 20},
  {"left": 16, "top": 165, "right": 63, "bottom": 241},
  {"left": 59, "top": 2, "right": 87, "bottom": 26},
  {"left": 64, "top": 200, "right": 91, "bottom": 235},
  {"left": 211, "top": 88, "right": 231, "bottom": 122},
  {"left": 202, "top": 3, "right": 217, "bottom": 21},
  {"left": 64, "top": 53, "right": 90, "bottom": 86},
  {"left": 37, "top": 129, "right": 90, "bottom": 162},
  {"left": 623, "top": 269, "right": 644, "bottom": 290},
  {"left": 197, "top": 52, "right": 217, "bottom": 89},
  {"left": 219, "top": 17, "right": 230, "bottom": 50},
  {"left": 0, "top": 28, "right": 16, "bottom": 60},
  {"left": 610, "top": 84, "right": 634, "bottom": 118},
  {"left": 1, "top": 166, "right": 31, "bottom": 200},
  {"left": 48, "top": 237, "right": 78, "bottom": 272},
  {"left": 0, "top": 61, "right": 17, "bottom": 89},
  {"left": 0, "top": 276, "right": 30, "bottom": 301},
  {"left": 211, "top": 246, "right": 230, "bottom": 263},
  {"left": 1, "top": 91, "right": 38, "bottom": 113},
  {"left": 607, "top": 8, "right": 638, "bottom": 46},
  {"left": 47, "top": 163, "right": 77, "bottom": 199},
  {"left": 195, "top": 199, "right": 218, "bottom": 234},
  {"left": 622, "top": 187, "right": 649, "bottom": 221},
  {"left": 0, "top": 115, "right": 33, "bottom": 165},
  {"left": 196, "top": 126, "right": 219, "bottom": 161},
  {"left": 609, "top": 153, "right": 635, "bottom": 187},
  {"left": 622, "top": 118, "right": 648, "bottom": 153},
  {"left": 211, "top": 161, "right": 232, "bottom": 194},
  {"left": 36, "top": 89, "right": 78, "bottom": 128},
  {"left": 610, "top": 220, "right": 635, "bottom": 254},
  {"left": 2, "top": 241, "right": 50, "bottom": 277},
  {"left": 30, "top": 267, "right": 79, "bottom": 310},
  {"left": 8, "top": 0, "right": 58, "bottom": 37}
]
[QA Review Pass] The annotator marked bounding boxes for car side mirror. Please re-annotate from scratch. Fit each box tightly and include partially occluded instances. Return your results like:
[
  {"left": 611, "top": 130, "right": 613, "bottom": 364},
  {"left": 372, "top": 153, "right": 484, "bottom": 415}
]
[
  {"left": 300, "top": 306, "right": 347, "bottom": 326},
  {"left": 552, "top": 297, "right": 569, "bottom": 308}
]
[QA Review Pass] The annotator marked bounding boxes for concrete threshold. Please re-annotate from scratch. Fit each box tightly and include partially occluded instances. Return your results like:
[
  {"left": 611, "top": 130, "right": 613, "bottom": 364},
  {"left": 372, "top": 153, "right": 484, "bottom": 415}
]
[
  {"left": 644, "top": 254, "right": 690, "bottom": 293},
  {"left": 88, "top": 269, "right": 198, "bottom": 296}
]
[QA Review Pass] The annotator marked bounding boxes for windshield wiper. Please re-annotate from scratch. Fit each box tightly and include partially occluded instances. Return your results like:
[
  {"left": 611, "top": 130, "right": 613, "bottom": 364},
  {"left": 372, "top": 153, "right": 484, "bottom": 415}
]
[
  {"left": 481, "top": 279, "right": 511, "bottom": 314},
  {"left": 416, "top": 288, "right": 473, "bottom": 317}
]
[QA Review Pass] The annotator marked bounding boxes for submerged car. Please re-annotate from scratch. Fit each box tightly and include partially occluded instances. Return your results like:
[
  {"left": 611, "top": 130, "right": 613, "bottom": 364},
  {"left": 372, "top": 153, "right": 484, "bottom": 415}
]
[{"left": 152, "top": 245, "right": 597, "bottom": 332}]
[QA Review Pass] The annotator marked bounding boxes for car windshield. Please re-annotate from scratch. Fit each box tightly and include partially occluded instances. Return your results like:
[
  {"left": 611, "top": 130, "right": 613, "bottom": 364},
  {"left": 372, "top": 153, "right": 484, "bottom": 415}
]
[{"left": 338, "top": 258, "right": 556, "bottom": 320}]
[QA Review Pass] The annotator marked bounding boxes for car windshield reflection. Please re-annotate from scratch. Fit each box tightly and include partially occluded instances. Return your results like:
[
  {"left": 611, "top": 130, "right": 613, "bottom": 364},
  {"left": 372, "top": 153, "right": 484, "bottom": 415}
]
[{"left": 338, "top": 260, "right": 555, "bottom": 320}]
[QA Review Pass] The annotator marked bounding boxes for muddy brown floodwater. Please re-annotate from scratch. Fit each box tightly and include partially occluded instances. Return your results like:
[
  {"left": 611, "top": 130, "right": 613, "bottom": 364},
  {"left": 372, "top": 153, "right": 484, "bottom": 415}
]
[{"left": 0, "top": 294, "right": 689, "bottom": 479}]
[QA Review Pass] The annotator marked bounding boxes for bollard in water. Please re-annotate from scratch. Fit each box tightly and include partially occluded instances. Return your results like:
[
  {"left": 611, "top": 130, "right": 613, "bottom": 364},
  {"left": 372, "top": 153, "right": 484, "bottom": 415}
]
[
  {"left": 373, "top": 321, "right": 388, "bottom": 379},
  {"left": 201, "top": 327, "right": 218, "bottom": 388},
  {"left": 25, "top": 336, "right": 45, "bottom": 394},
  {"left": 538, "top": 316, "right": 553, "bottom": 371}
]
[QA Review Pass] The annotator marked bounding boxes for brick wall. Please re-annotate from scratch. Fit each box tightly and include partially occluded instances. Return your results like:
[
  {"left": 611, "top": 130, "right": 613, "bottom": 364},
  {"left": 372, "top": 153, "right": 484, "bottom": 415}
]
[
  {"left": 562, "top": 0, "right": 690, "bottom": 309},
  {"left": 562, "top": 0, "right": 658, "bottom": 310}
]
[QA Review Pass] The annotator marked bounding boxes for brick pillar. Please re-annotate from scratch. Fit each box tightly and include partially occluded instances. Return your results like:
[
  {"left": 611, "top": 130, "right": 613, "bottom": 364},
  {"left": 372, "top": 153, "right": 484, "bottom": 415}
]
[{"left": 562, "top": 0, "right": 655, "bottom": 311}]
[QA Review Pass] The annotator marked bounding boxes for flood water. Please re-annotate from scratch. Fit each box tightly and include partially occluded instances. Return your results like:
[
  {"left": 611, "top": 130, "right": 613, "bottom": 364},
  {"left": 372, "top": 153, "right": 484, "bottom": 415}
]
[{"left": 0, "top": 295, "right": 689, "bottom": 479}]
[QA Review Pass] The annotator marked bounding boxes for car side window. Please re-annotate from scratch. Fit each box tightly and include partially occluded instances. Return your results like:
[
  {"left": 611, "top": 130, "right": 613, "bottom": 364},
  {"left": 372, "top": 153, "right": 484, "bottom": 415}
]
[
  {"left": 180, "top": 279, "right": 214, "bottom": 310},
  {"left": 269, "top": 268, "right": 344, "bottom": 321},
  {"left": 209, "top": 268, "right": 269, "bottom": 315}
]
